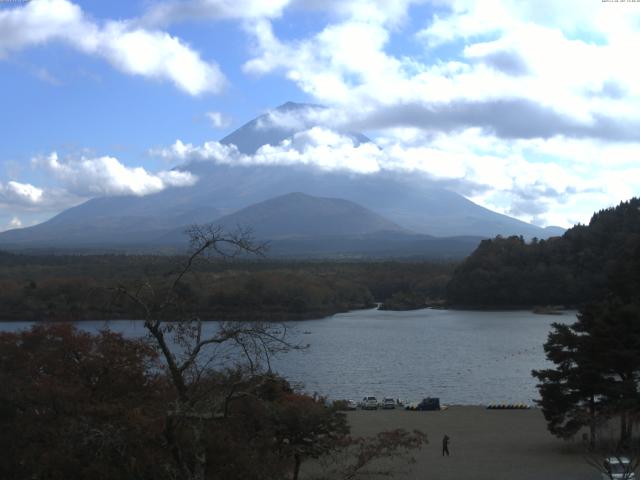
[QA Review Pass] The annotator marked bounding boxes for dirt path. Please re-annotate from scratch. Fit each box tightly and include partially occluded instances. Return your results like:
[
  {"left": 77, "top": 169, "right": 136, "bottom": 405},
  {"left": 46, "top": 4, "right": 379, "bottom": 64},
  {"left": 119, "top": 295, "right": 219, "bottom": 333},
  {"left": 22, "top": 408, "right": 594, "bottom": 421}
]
[{"left": 342, "top": 406, "right": 599, "bottom": 480}]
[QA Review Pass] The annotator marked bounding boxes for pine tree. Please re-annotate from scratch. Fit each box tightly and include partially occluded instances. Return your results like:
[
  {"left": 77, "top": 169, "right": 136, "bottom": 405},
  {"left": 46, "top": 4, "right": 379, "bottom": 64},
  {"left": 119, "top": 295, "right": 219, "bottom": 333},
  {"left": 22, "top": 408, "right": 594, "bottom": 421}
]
[
  {"left": 533, "top": 322, "right": 605, "bottom": 449},
  {"left": 533, "top": 299, "right": 640, "bottom": 448}
]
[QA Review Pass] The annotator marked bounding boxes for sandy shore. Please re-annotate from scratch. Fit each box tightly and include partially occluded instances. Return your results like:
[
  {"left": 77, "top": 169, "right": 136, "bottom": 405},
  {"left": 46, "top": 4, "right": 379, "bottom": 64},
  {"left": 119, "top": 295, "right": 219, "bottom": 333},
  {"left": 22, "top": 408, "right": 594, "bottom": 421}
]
[{"left": 340, "top": 406, "right": 599, "bottom": 480}]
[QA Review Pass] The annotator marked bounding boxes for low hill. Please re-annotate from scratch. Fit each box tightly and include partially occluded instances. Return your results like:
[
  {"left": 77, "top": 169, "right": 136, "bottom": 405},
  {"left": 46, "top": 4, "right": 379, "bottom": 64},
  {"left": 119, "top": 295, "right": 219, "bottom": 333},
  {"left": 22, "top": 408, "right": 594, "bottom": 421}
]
[
  {"left": 211, "top": 192, "right": 405, "bottom": 238},
  {"left": 158, "top": 192, "right": 483, "bottom": 259},
  {"left": 446, "top": 198, "right": 640, "bottom": 307}
]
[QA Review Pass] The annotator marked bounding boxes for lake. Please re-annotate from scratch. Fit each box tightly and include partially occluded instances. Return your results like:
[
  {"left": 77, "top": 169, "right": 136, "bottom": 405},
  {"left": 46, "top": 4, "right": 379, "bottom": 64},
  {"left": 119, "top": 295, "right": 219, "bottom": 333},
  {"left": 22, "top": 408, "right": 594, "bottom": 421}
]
[{"left": 0, "top": 308, "right": 574, "bottom": 405}]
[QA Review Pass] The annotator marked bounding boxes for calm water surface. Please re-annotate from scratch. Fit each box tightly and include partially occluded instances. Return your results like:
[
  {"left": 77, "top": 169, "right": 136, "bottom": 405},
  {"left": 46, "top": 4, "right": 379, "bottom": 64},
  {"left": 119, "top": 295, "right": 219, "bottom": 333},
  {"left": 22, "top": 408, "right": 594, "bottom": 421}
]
[
  {"left": 1, "top": 308, "right": 574, "bottom": 405},
  {"left": 274, "top": 308, "right": 575, "bottom": 405}
]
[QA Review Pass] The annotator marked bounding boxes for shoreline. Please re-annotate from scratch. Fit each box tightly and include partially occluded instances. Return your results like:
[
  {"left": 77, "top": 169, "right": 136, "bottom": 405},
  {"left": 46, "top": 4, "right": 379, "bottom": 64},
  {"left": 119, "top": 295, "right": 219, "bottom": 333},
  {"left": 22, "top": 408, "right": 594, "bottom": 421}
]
[{"left": 0, "top": 304, "right": 579, "bottom": 323}]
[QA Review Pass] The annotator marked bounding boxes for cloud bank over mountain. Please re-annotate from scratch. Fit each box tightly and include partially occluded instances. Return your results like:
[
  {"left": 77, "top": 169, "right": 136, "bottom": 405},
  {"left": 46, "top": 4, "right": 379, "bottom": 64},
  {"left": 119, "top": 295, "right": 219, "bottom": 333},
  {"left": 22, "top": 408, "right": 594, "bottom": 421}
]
[
  {"left": 0, "top": 0, "right": 639, "bottom": 229},
  {"left": 150, "top": 122, "right": 612, "bottom": 228}
]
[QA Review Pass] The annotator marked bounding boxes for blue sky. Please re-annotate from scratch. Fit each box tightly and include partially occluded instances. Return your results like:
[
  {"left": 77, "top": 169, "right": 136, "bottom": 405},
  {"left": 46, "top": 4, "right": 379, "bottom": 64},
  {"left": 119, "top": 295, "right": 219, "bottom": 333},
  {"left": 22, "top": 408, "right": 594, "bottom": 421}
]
[{"left": 1, "top": 0, "right": 640, "bottom": 231}]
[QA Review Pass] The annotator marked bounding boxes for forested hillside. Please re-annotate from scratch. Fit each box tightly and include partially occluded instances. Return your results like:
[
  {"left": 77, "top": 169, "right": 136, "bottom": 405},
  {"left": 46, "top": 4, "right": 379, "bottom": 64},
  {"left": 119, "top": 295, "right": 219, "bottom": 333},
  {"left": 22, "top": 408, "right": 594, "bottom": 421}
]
[
  {"left": 446, "top": 198, "right": 640, "bottom": 307},
  {"left": 0, "top": 255, "right": 454, "bottom": 321}
]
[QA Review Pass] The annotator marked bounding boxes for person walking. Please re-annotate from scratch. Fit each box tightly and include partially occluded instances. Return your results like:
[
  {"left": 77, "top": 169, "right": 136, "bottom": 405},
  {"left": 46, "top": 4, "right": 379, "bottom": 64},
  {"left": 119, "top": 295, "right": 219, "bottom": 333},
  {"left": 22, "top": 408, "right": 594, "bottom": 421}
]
[{"left": 442, "top": 434, "right": 450, "bottom": 456}]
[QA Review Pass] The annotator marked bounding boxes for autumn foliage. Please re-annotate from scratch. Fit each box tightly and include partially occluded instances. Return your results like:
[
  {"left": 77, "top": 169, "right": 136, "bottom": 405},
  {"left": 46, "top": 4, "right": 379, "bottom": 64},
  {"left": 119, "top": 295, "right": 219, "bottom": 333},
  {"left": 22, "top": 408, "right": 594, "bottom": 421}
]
[
  {"left": 0, "top": 324, "right": 425, "bottom": 480},
  {"left": 0, "top": 323, "right": 167, "bottom": 480}
]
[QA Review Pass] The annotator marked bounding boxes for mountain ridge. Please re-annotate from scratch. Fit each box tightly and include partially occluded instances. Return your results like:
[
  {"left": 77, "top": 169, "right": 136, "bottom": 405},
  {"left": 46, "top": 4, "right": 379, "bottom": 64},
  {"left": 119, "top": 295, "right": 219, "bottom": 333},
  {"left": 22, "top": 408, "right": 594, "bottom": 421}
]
[
  {"left": 0, "top": 102, "right": 565, "bottom": 254},
  {"left": 220, "top": 102, "right": 371, "bottom": 155}
]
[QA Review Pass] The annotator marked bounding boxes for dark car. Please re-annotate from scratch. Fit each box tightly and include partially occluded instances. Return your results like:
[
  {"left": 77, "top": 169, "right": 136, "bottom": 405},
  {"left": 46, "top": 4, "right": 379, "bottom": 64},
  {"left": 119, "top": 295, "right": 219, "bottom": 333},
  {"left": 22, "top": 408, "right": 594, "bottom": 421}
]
[
  {"left": 382, "top": 397, "right": 396, "bottom": 409},
  {"left": 415, "top": 397, "right": 440, "bottom": 411}
]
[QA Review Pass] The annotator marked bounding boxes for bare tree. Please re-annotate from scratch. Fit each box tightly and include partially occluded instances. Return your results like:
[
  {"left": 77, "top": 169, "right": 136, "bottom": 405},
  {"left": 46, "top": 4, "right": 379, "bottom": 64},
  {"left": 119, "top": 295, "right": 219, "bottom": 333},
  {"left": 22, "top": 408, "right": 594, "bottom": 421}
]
[
  {"left": 114, "top": 224, "right": 295, "bottom": 480},
  {"left": 112, "top": 223, "right": 427, "bottom": 480},
  {"left": 314, "top": 429, "right": 428, "bottom": 480}
]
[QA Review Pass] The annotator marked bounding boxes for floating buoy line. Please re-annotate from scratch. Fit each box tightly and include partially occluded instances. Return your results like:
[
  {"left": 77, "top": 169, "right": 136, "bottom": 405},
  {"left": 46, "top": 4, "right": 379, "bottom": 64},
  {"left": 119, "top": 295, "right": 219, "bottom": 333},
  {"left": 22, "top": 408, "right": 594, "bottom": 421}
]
[{"left": 486, "top": 403, "right": 531, "bottom": 410}]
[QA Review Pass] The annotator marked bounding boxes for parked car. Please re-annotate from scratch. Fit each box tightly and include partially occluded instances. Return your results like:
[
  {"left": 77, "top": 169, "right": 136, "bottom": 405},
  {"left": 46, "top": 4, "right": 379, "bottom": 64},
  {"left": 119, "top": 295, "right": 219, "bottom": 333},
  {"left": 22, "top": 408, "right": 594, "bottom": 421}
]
[
  {"left": 382, "top": 397, "right": 396, "bottom": 409},
  {"left": 361, "top": 396, "right": 378, "bottom": 410},
  {"left": 346, "top": 400, "right": 358, "bottom": 410},
  {"left": 602, "top": 456, "right": 636, "bottom": 479},
  {"left": 415, "top": 397, "right": 441, "bottom": 411}
]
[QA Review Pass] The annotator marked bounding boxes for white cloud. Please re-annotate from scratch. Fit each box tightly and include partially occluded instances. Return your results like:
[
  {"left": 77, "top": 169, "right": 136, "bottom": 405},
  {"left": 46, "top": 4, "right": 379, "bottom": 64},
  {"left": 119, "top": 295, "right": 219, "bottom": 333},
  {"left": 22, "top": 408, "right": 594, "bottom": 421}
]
[
  {"left": 8, "top": 217, "right": 22, "bottom": 229},
  {"left": 0, "top": 0, "right": 225, "bottom": 95},
  {"left": 151, "top": 139, "right": 241, "bottom": 163},
  {"left": 205, "top": 111, "right": 232, "bottom": 128},
  {"left": 35, "top": 152, "right": 198, "bottom": 197},
  {"left": 153, "top": 122, "right": 640, "bottom": 228},
  {"left": 243, "top": 18, "right": 404, "bottom": 104},
  {"left": 0, "top": 181, "right": 44, "bottom": 206},
  {"left": 255, "top": 127, "right": 383, "bottom": 173},
  {"left": 0, "top": 151, "right": 200, "bottom": 219},
  {"left": 243, "top": 1, "right": 640, "bottom": 141},
  {"left": 0, "top": 216, "right": 25, "bottom": 233},
  {"left": 418, "top": 0, "right": 640, "bottom": 46},
  {"left": 0, "top": 179, "right": 82, "bottom": 216},
  {"left": 154, "top": 130, "right": 382, "bottom": 173},
  {"left": 236, "top": 0, "right": 640, "bottom": 227},
  {"left": 96, "top": 22, "right": 225, "bottom": 95}
]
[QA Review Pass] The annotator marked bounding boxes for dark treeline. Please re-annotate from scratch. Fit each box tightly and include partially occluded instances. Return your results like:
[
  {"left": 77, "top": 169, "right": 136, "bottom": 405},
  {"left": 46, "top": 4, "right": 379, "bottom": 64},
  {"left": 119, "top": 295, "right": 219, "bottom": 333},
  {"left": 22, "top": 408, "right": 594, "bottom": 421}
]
[
  {"left": 530, "top": 200, "right": 640, "bottom": 451},
  {"left": 446, "top": 198, "right": 640, "bottom": 307},
  {"left": 0, "top": 254, "right": 455, "bottom": 321}
]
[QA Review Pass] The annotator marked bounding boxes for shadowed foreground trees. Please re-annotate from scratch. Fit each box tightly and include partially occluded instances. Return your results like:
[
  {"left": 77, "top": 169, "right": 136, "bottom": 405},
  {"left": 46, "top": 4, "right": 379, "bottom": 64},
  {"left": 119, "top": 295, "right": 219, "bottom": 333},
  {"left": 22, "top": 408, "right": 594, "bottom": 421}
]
[
  {"left": 0, "top": 324, "right": 167, "bottom": 480},
  {"left": 0, "top": 323, "right": 427, "bottom": 480},
  {"left": 0, "top": 224, "right": 429, "bottom": 480},
  {"left": 533, "top": 299, "right": 640, "bottom": 449},
  {"left": 113, "top": 224, "right": 294, "bottom": 480},
  {"left": 116, "top": 224, "right": 427, "bottom": 479}
]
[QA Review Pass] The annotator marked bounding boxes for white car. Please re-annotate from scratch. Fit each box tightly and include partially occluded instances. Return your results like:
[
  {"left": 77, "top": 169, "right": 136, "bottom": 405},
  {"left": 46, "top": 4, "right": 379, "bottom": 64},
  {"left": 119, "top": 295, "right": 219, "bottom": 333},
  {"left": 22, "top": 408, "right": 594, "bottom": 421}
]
[
  {"left": 382, "top": 397, "right": 396, "bottom": 409},
  {"left": 346, "top": 400, "right": 358, "bottom": 410},
  {"left": 361, "top": 396, "right": 378, "bottom": 410},
  {"left": 602, "top": 456, "right": 636, "bottom": 479}
]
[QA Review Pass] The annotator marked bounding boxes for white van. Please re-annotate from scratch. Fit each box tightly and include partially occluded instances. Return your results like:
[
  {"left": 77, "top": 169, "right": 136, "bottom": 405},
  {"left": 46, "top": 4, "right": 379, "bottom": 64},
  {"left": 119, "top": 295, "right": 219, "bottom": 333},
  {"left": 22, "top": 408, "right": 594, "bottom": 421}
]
[{"left": 361, "top": 396, "right": 378, "bottom": 410}]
